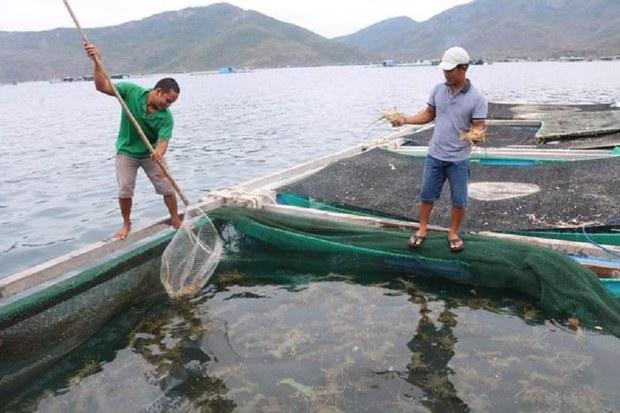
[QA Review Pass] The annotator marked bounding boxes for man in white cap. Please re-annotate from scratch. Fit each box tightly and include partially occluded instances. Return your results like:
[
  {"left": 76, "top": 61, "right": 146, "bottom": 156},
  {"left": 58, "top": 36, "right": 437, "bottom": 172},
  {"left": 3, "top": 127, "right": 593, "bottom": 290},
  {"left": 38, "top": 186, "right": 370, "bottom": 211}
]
[{"left": 391, "top": 46, "right": 487, "bottom": 252}]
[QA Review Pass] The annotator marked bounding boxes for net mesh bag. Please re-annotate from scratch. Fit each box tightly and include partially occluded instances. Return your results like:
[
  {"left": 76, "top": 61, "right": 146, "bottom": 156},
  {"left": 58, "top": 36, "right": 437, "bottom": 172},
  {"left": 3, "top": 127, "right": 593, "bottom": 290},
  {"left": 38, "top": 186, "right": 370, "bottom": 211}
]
[{"left": 161, "top": 211, "right": 223, "bottom": 299}]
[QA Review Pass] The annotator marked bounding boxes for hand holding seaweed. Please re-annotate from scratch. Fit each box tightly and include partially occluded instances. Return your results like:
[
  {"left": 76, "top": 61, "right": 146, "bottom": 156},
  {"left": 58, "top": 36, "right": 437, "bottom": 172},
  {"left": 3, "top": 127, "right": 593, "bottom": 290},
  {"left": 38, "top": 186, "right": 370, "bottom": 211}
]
[
  {"left": 379, "top": 109, "right": 407, "bottom": 127},
  {"left": 459, "top": 126, "right": 488, "bottom": 145}
]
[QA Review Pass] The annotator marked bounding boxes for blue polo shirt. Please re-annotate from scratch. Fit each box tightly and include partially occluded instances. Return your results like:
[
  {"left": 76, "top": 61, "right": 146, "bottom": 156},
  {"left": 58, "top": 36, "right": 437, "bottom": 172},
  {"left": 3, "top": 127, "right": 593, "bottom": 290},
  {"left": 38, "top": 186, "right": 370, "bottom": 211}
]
[{"left": 427, "top": 80, "right": 487, "bottom": 162}]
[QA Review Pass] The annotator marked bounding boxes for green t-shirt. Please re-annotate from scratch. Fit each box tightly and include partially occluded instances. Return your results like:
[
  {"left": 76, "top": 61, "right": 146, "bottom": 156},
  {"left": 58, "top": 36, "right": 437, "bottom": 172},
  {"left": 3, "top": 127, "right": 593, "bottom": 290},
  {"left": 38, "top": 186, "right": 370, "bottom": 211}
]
[{"left": 115, "top": 82, "right": 174, "bottom": 159}]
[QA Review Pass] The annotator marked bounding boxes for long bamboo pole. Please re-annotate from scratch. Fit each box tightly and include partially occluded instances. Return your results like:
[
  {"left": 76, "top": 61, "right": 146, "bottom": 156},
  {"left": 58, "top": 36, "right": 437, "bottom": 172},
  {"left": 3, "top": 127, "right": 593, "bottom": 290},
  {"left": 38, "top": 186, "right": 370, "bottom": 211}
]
[{"left": 61, "top": 0, "right": 190, "bottom": 206}]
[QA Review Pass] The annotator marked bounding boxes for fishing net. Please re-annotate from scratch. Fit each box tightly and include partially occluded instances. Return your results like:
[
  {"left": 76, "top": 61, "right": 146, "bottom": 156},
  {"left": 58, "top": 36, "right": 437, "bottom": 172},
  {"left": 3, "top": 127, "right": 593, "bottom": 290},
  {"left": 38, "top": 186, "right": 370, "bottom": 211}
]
[
  {"left": 211, "top": 206, "right": 620, "bottom": 337},
  {"left": 161, "top": 189, "right": 275, "bottom": 298},
  {"left": 161, "top": 207, "right": 223, "bottom": 299}
]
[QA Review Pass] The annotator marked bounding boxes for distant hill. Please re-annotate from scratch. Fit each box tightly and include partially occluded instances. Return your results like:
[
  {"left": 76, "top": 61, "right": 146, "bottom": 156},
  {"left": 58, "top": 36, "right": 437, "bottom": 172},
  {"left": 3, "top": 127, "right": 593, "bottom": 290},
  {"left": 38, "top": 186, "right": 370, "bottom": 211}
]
[
  {"left": 0, "top": 3, "right": 370, "bottom": 83},
  {"left": 336, "top": 0, "right": 620, "bottom": 61},
  {"left": 333, "top": 16, "right": 418, "bottom": 57},
  {"left": 2, "top": 0, "right": 620, "bottom": 84}
]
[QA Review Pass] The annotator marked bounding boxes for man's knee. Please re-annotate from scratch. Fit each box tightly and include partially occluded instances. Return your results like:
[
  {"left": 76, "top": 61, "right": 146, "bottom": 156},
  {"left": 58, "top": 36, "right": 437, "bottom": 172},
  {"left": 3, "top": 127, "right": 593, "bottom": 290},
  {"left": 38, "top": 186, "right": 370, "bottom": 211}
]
[
  {"left": 118, "top": 187, "right": 135, "bottom": 198},
  {"left": 116, "top": 155, "right": 138, "bottom": 198}
]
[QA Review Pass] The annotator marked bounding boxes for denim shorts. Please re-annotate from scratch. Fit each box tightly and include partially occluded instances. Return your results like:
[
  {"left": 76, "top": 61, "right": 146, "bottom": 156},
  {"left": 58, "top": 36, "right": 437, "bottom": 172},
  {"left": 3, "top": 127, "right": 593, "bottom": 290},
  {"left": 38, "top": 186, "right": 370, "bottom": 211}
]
[
  {"left": 116, "top": 154, "right": 175, "bottom": 198},
  {"left": 419, "top": 155, "right": 470, "bottom": 207}
]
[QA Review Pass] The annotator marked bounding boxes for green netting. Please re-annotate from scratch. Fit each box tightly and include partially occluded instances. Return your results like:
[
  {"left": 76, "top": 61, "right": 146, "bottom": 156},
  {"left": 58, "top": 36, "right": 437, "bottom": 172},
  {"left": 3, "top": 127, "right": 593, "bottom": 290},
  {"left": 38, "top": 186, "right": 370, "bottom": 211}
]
[{"left": 212, "top": 206, "right": 620, "bottom": 336}]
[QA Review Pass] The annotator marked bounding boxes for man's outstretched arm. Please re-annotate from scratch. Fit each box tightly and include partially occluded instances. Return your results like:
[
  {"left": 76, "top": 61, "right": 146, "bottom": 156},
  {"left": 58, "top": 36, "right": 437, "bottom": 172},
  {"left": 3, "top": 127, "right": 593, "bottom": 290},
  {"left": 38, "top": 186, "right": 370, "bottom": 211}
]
[
  {"left": 391, "top": 105, "right": 436, "bottom": 127},
  {"left": 84, "top": 43, "right": 114, "bottom": 96}
]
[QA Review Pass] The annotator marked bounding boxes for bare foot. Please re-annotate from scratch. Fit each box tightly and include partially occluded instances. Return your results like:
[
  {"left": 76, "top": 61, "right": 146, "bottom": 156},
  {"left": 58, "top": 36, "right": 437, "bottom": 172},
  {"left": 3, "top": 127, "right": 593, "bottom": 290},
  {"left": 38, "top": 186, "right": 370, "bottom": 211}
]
[
  {"left": 170, "top": 215, "right": 183, "bottom": 229},
  {"left": 115, "top": 222, "right": 131, "bottom": 240}
]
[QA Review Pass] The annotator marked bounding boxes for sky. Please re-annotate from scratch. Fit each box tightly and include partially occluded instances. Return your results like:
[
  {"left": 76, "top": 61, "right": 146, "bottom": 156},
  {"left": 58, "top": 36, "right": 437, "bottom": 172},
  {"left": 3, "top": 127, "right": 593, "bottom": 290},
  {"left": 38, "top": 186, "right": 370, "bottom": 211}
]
[{"left": 1, "top": 0, "right": 473, "bottom": 38}]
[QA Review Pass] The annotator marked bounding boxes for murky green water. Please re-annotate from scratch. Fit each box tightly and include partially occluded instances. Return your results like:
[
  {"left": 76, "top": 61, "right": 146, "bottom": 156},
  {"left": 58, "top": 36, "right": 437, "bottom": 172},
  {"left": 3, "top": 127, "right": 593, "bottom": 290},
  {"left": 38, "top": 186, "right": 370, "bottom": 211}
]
[{"left": 4, "top": 254, "right": 620, "bottom": 412}]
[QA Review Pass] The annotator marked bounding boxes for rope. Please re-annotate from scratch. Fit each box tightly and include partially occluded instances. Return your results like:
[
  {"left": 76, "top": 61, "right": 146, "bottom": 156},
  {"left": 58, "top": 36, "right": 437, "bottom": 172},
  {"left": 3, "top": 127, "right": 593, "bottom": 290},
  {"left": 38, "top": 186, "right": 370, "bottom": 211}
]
[
  {"left": 210, "top": 189, "right": 276, "bottom": 209},
  {"left": 581, "top": 217, "right": 620, "bottom": 259}
]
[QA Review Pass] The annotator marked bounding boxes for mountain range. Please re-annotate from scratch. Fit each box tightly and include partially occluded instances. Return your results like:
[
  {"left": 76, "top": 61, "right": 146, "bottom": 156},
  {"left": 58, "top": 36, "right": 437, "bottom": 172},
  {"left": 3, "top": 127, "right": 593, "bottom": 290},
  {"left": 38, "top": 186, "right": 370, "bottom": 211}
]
[
  {"left": 1, "top": 0, "right": 619, "bottom": 83},
  {"left": 337, "top": 0, "right": 620, "bottom": 61}
]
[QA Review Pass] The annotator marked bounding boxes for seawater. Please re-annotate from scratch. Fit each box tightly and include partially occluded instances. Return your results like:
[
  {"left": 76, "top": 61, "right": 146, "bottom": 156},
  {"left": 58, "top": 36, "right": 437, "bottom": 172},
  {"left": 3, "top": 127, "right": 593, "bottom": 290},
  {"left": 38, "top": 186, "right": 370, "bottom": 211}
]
[{"left": 2, "top": 62, "right": 620, "bottom": 412}]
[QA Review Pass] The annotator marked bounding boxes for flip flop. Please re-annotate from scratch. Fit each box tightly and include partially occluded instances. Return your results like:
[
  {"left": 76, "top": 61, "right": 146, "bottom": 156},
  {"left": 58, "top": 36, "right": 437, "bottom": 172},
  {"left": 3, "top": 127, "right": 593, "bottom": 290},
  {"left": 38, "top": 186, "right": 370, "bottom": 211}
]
[
  {"left": 448, "top": 237, "right": 464, "bottom": 253},
  {"left": 408, "top": 234, "right": 426, "bottom": 249}
]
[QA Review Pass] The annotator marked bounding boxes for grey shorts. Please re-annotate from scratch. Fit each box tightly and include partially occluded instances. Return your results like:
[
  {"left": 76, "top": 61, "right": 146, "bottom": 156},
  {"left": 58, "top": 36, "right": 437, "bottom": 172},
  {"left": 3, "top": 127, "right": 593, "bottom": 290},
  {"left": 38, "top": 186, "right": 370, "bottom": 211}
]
[{"left": 115, "top": 154, "right": 175, "bottom": 198}]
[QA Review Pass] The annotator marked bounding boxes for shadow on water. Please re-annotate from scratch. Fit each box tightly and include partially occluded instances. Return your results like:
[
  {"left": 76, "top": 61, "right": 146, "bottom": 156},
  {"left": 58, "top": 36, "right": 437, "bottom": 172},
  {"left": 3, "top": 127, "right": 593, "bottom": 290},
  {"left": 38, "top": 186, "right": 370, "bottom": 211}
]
[
  {"left": 405, "top": 296, "right": 468, "bottom": 413},
  {"left": 2, "top": 235, "right": 619, "bottom": 412},
  {"left": 126, "top": 299, "right": 237, "bottom": 412}
]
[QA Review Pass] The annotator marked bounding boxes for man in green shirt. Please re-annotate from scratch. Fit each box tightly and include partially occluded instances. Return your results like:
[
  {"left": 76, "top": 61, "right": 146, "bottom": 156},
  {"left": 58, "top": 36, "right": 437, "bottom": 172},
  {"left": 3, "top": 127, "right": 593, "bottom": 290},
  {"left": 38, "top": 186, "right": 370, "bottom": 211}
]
[{"left": 85, "top": 43, "right": 182, "bottom": 240}]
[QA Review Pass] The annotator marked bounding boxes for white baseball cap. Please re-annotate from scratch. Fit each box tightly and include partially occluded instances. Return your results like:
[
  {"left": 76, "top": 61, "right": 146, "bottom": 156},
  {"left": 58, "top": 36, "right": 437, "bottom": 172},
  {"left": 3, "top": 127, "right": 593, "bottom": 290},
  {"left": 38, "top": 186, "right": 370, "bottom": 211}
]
[{"left": 438, "top": 46, "right": 470, "bottom": 70}]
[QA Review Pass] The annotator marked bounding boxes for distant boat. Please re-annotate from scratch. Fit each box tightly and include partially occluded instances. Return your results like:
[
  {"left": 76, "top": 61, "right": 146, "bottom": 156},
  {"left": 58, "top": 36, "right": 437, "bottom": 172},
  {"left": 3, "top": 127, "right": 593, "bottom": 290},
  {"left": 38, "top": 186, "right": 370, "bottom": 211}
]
[
  {"left": 382, "top": 59, "right": 396, "bottom": 67},
  {"left": 59, "top": 74, "right": 124, "bottom": 83},
  {"left": 218, "top": 66, "right": 238, "bottom": 74}
]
